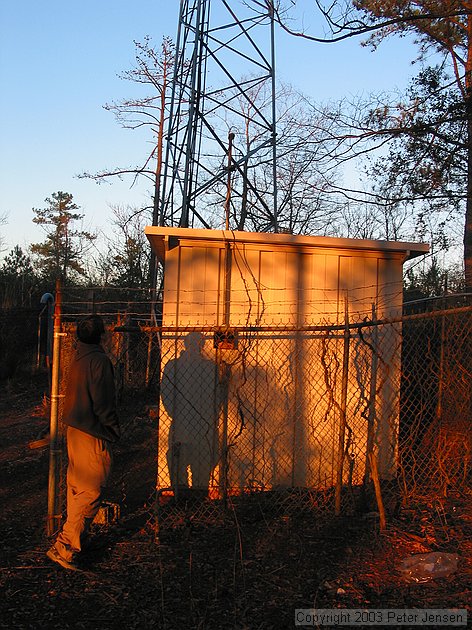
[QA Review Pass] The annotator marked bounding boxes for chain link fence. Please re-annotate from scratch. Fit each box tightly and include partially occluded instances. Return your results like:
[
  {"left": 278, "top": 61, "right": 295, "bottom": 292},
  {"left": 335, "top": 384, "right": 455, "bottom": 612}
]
[
  {"left": 47, "top": 287, "right": 159, "bottom": 536},
  {"left": 48, "top": 290, "right": 472, "bottom": 534},
  {"left": 400, "top": 303, "right": 472, "bottom": 501}
]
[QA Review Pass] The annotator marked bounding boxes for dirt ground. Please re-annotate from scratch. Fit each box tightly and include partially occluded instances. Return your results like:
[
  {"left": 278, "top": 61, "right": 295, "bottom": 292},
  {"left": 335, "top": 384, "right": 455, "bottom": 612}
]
[{"left": 0, "top": 373, "right": 471, "bottom": 630}]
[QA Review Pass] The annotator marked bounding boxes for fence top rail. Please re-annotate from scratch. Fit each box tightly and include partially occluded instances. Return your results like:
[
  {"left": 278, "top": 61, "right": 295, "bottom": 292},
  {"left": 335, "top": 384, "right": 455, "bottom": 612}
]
[
  {"left": 112, "top": 304, "right": 472, "bottom": 336},
  {"left": 403, "top": 292, "right": 472, "bottom": 307}
]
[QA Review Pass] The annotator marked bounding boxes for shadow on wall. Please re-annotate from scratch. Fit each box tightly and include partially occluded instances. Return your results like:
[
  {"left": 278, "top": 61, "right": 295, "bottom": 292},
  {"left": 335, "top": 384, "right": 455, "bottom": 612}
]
[{"left": 160, "top": 332, "right": 221, "bottom": 496}]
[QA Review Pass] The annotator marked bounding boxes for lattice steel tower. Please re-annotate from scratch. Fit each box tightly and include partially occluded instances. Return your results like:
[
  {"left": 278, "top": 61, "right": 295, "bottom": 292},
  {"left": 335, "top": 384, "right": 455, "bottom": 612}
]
[{"left": 159, "top": 0, "right": 278, "bottom": 231}]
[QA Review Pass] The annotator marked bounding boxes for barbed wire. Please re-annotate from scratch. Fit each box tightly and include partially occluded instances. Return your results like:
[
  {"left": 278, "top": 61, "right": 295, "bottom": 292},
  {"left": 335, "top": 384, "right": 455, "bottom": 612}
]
[{"left": 46, "top": 303, "right": 472, "bottom": 531}]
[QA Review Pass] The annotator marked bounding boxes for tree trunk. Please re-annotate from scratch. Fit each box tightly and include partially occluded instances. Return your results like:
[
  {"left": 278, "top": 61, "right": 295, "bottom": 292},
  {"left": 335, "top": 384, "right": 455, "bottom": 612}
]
[
  {"left": 466, "top": 109, "right": 472, "bottom": 293},
  {"left": 465, "top": 7, "right": 472, "bottom": 293},
  {"left": 149, "top": 58, "right": 168, "bottom": 294}
]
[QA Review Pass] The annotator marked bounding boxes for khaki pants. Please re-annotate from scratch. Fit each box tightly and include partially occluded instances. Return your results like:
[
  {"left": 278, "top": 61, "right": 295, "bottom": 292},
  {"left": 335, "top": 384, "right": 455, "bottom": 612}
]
[{"left": 55, "top": 426, "right": 112, "bottom": 562}]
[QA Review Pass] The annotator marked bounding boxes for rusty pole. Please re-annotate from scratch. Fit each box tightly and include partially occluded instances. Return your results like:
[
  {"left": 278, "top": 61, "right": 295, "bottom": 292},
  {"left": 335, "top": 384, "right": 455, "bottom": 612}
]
[
  {"left": 335, "top": 295, "right": 350, "bottom": 516},
  {"left": 47, "top": 278, "right": 64, "bottom": 536}
]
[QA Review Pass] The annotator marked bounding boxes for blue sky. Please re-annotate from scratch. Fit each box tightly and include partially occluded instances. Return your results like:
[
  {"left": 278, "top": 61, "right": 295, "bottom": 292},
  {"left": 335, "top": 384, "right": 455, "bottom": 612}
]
[{"left": 0, "top": 0, "right": 419, "bottom": 257}]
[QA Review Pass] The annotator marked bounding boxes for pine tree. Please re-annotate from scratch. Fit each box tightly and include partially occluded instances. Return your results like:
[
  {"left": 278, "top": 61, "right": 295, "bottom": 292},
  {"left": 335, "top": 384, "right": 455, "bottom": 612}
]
[{"left": 30, "top": 192, "right": 96, "bottom": 283}]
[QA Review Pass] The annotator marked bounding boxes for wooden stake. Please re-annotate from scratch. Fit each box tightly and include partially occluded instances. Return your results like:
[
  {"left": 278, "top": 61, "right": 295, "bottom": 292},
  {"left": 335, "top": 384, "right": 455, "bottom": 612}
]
[{"left": 368, "top": 452, "right": 387, "bottom": 531}]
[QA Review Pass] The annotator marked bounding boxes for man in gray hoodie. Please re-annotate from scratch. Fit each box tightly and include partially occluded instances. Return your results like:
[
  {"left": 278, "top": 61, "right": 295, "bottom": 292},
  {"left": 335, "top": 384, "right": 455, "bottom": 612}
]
[{"left": 47, "top": 314, "right": 120, "bottom": 571}]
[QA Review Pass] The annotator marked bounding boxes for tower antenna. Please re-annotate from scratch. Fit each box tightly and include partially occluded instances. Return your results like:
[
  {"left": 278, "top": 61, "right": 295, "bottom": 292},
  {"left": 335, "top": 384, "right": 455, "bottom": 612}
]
[{"left": 159, "top": 0, "right": 278, "bottom": 231}]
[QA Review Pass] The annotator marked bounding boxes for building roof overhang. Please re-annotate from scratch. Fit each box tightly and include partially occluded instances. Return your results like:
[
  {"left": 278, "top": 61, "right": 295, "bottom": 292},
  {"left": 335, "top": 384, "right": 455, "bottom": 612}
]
[{"left": 145, "top": 226, "right": 430, "bottom": 265}]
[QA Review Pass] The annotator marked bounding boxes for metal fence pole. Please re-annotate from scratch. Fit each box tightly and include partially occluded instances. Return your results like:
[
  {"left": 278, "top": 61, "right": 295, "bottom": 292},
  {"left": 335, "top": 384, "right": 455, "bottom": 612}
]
[
  {"left": 47, "top": 278, "right": 63, "bottom": 536},
  {"left": 219, "top": 358, "right": 230, "bottom": 506},
  {"left": 335, "top": 296, "right": 350, "bottom": 516},
  {"left": 364, "top": 304, "right": 379, "bottom": 484}
]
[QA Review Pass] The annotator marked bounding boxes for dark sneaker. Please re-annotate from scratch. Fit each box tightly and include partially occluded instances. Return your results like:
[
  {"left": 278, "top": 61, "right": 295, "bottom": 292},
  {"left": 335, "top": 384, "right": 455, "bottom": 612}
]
[{"left": 46, "top": 545, "right": 80, "bottom": 571}]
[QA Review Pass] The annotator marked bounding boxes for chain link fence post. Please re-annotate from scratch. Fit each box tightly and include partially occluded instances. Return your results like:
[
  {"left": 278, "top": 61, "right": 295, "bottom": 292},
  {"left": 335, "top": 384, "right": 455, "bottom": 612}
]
[{"left": 46, "top": 278, "right": 64, "bottom": 537}]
